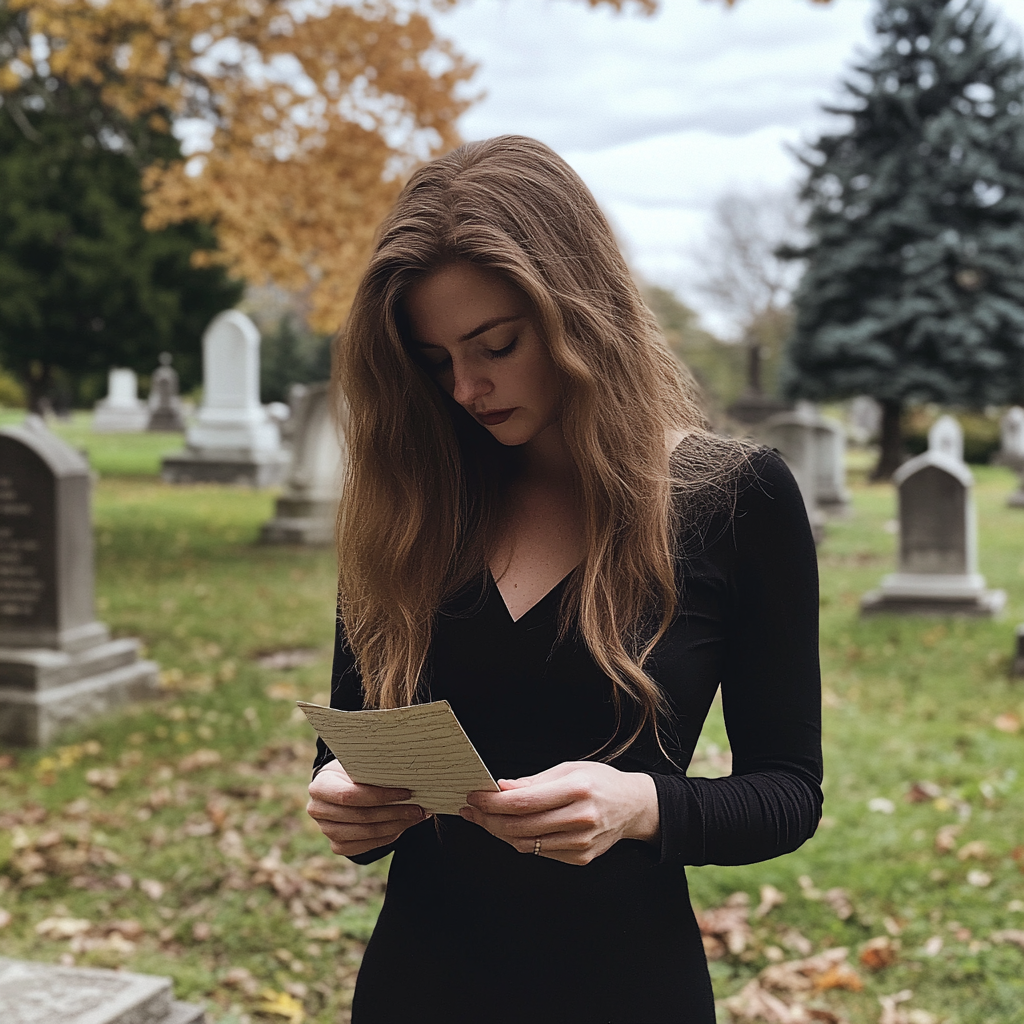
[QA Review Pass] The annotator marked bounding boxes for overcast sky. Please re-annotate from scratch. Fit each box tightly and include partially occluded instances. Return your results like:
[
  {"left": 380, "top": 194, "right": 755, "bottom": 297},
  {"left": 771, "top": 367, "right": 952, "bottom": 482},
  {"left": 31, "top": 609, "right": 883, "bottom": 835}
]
[{"left": 433, "top": 0, "right": 1024, "bottom": 334}]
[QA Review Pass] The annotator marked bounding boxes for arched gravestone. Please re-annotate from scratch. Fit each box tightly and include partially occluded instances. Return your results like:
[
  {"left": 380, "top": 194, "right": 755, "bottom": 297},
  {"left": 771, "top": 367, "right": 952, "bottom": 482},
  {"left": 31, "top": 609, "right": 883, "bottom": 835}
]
[
  {"left": 0, "top": 417, "right": 158, "bottom": 746},
  {"left": 861, "top": 431, "right": 1004, "bottom": 617},
  {"left": 999, "top": 406, "right": 1024, "bottom": 507},
  {"left": 928, "top": 414, "right": 964, "bottom": 462},
  {"left": 161, "top": 310, "right": 289, "bottom": 486},
  {"left": 93, "top": 368, "right": 148, "bottom": 433},
  {"left": 260, "top": 383, "right": 347, "bottom": 545},
  {"left": 147, "top": 352, "right": 186, "bottom": 432}
]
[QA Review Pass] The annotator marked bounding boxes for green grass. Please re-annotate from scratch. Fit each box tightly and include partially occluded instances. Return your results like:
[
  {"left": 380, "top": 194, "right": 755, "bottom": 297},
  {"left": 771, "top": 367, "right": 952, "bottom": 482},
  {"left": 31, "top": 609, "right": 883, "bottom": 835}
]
[{"left": 1, "top": 431, "right": 1023, "bottom": 1023}]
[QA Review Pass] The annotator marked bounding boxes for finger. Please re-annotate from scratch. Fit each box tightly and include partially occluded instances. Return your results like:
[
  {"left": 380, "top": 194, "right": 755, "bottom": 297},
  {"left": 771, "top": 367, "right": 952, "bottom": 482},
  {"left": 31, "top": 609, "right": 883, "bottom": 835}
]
[
  {"left": 329, "top": 832, "right": 404, "bottom": 857},
  {"left": 467, "top": 773, "right": 588, "bottom": 815},
  {"left": 310, "top": 776, "right": 414, "bottom": 807},
  {"left": 460, "top": 804, "right": 592, "bottom": 839},
  {"left": 308, "top": 799, "right": 424, "bottom": 825},
  {"left": 318, "top": 818, "right": 418, "bottom": 845}
]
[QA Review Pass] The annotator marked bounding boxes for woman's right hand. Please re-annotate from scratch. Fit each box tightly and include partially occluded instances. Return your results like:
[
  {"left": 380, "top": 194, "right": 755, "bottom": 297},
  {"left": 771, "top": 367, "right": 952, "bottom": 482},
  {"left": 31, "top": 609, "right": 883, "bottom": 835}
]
[{"left": 307, "top": 758, "right": 426, "bottom": 857}]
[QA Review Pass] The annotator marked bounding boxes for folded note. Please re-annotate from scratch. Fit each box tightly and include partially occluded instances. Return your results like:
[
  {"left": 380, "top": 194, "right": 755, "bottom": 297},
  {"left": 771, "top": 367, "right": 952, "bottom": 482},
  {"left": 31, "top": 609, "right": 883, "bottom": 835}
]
[{"left": 298, "top": 700, "right": 499, "bottom": 815}]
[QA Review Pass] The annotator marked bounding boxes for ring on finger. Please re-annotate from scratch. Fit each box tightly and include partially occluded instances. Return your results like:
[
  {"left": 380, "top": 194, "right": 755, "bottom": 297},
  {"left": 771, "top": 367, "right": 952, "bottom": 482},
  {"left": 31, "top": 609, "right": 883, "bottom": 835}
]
[{"left": 533, "top": 838, "right": 542, "bottom": 856}]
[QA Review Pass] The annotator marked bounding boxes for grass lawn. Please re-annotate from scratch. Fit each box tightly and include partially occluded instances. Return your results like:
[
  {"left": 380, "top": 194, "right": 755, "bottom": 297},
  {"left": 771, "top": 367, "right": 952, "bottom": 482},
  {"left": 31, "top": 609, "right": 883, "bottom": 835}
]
[{"left": 1, "top": 423, "right": 1023, "bottom": 1024}]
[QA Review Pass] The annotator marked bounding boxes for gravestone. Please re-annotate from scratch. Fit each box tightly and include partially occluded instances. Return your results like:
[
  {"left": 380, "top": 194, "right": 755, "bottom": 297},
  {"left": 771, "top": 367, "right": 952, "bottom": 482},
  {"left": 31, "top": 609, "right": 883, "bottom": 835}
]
[
  {"left": 811, "top": 415, "right": 851, "bottom": 518},
  {"left": 861, "top": 421, "right": 1004, "bottom": 617},
  {"left": 147, "top": 353, "right": 186, "bottom": 433},
  {"left": 161, "top": 311, "right": 289, "bottom": 486},
  {"left": 92, "top": 370, "right": 148, "bottom": 433},
  {"left": 261, "top": 383, "right": 346, "bottom": 545},
  {"left": 928, "top": 414, "right": 963, "bottom": 462},
  {"left": 0, "top": 417, "right": 159, "bottom": 746},
  {"left": 848, "top": 396, "right": 881, "bottom": 445},
  {"left": 999, "top": 407, "right": 1024, "bottom": 507},
  {"left": 0, "top": 957, "right": 204, "bottom": 1024}
]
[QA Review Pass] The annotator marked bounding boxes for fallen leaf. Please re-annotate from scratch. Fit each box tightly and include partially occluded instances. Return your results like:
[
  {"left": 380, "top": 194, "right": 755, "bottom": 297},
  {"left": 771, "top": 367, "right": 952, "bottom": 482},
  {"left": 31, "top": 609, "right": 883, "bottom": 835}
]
[
  {"left": 266, "top": 682, "right": 299, "bottom": 701},
  {"left": 966, "top": 869, "right": 992, "bottom": 888},
  {"left": 780, "top": 929, "right": 814, "bottom": 956},
  {"left": 192, "top": 922, "right": 211, "bottom": 941},
  {"left": 878, "top": 989, "right": 913, "bottom": 1024},
  {"left": 935, "top": 824, "right": 962, "bottom": 853},
  {"left": 993, "top": 713, "right": 1021, "bottom": 734},
  {"left": 0, "top": 909, "right": 11, "bottom": 929},
  {"left": 823, "top": 888, "right": 854, "bottom": 921},
  {"left": 905, "top": 781, "right": 942, "bottom": 803},
  {"left": 922, "top": 936, "right": 943, "bottom": 956},
  {"left": 84, "top": 768, "right": 120, "bottom": 791},
  {"left": 697, "top": 892, "right": 752, "bottom": 955},
  {"left": 259, "top": 988, "right": 305, "bottom": 1024},
  {"left": 755, "top": 884, "right": 787, "bottom": 919},
  {"left": 957, "top": 840, "right": 988, "bottom": 861},
  {"left": 860, "top": 936, "right": 899, "bottom": 970},
  {"left": 178, "top": 749, "right": 221, "bottom": 772},
  {"left": 35, "top": 917, "right": 92, "bottom": 940},
  {"left": 991, "top": 929, "right": 1024, "bottom": 949},
  {"left": 868, "top": 797, "right": 895, "bottom": 815},
  {"left": 222, "top": 966, "right": 260, "bottom": 996},
  {"left": 798, "top": 875, "right": 822, "bottom": 900},
  {"left": 139, "top": 879, "right": 165, "bottom": 901},
  {"left": 814, "top": 962, "right": 864, "bottom": 992}
]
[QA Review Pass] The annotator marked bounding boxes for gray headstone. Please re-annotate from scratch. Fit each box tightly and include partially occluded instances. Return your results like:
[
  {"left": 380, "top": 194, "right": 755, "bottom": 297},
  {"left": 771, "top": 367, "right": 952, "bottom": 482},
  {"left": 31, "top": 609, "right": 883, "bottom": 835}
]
[
  {"left": 812, "top": 417, "right": 851, "bottom": 518},
  {"left": 93, "top": 370, "right": 148, "bottom": 433},
  {"left": 0, "top": 418, "right": 158, "bottom": 745},
  {"left": 0, "top": 957, "right": 203, "bottom": 1024},
  {"left": 861, "top": 446, "right": 1004, "bottom": 617},
  {"left": 848, "top": 396, "right": 881, "bottom": 444},
  {"left": 999, "top": 407, "right": 1024, "bottom": 508},
  {"left": 161, "top": 311, "right": 289, "bottom": 486},
  {"left": 146, "top": 354, "right": 185, "bottom": 433},
  {"left": 260, "top": 383, "right": 346, "bottom": 545}
]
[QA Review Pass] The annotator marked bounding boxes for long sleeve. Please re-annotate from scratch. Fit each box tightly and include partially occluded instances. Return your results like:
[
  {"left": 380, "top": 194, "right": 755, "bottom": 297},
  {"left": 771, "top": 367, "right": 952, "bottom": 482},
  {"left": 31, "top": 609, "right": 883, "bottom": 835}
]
[
  {"left": 310, "top": 621, "right": 397, "bottom": 865},
  {"left": 650, "top": 449, "right": 824, "bottom": 866}
]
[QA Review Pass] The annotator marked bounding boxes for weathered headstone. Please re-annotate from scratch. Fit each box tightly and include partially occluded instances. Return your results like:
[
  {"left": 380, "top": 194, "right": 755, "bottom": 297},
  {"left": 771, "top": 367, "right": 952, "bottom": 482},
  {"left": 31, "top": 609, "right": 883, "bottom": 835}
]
[
  {"left": 861, "top": 422, "right": 1004, "bottom": 617},
  {"left": 261, "top": 383, "right": 346, "bottom": 545},
  {"left": 0, "top": 957, "right": 204, "bottom": 1024},
  {"left": 0, "top": 417, "right": 159, "bottom": 746},
  {"left": 92, "top": 369, "right": 148, "bottom": 433},
  {"left": 928, "top": 414, "right": 964, "bottom": 462},
  {"left": 848, "top": 395, "right": 881, "bottom": 445},
  {"left": 811, "top": 415, "right": 851, "bottom": 518},
  {"left": 998, "top": 406, "right": 1024, "bottom": 508},
  {"left": 161, "top": 311, "right": 289, "bottom": 486},
  {"left": 147, "top": 353, "right": 186, "bottom": 433}
]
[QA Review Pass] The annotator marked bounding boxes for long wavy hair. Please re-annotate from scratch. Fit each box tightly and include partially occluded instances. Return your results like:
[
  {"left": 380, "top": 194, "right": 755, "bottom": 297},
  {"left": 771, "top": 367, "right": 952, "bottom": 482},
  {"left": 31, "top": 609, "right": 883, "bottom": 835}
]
[{"left": 335, "top": 135, "right": 735, "bottom": 756}]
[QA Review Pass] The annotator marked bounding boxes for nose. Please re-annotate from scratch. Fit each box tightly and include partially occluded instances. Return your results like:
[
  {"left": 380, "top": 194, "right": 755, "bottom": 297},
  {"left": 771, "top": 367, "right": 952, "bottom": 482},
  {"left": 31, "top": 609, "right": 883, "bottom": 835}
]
[{"left": 450, "top": 359, "right": 492, "bottom": 408}]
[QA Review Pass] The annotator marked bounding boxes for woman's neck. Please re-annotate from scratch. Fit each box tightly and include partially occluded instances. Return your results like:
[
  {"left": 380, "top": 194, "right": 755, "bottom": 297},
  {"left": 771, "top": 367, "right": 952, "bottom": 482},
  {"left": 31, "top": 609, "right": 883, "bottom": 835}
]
[{"left": 520, "top": 420, "right": 575, "bottom": 485}]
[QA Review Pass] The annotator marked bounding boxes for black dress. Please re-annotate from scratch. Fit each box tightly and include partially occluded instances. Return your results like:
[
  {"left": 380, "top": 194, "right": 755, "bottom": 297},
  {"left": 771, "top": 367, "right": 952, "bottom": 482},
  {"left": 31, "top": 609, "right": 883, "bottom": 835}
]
[{"left": 312, "top": 445, "right": 823, "bottom": 1024}]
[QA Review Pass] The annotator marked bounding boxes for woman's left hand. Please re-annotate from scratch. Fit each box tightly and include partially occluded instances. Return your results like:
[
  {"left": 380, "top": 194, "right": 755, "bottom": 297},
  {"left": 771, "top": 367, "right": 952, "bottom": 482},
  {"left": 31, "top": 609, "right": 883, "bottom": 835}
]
[{"left": 460, "top": 762, "right": 660, "bottom": 866}]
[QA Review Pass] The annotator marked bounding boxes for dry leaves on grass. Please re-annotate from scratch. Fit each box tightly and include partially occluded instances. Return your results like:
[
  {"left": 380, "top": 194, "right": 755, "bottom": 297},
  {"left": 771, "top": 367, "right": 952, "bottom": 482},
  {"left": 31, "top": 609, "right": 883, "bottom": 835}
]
[
  {"left": 860, "top": 936, "right": 900, "bottom": 970},
  {"left": 990, "top": 929, "right": 1024, "bottom": 950},
  {"left": 725, "top": 948, "right": 861, "bottom": 1022},
  {"left": 259, "top": 988, "right": 306, "bottom": 1024},
  {"left": 755, "top": 885, "right": 787, "bottom": 919},
  {"left": 698, "top": 892, "right": 752, "bottom": 958},
  {"left": 877, "top": 989, "right": 940, "bottom": 1024},
  {"left": 993, "top": 713, "right": 1020, "bottom": 734},
  {"left": 7, "top": 826, "right": 121, "bottom": 889}
]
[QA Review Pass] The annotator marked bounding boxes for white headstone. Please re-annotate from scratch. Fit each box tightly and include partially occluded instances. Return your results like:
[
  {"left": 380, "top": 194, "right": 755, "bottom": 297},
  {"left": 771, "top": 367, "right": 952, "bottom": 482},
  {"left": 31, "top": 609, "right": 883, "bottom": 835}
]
[
  {"left": 861, "top": 444, "right": 1004, "bottom": 617},
  {"left": 848, "top": 396, "right": 881, "bottom": 444},
  {"left": 928, "top": 415, "right": 964, "bottom": 462},
  {"left": 147, "top": 352, "right": 185, "bottom": 432},
  {"left": 162, "top": 311, "right": 290, "bottom": 486},
  {"left": 812, "top": 416, "right": 851, "bottom": 518},
  {"left": 1002, "top": 407, "right": 1024, "bottom": 507},
  {"left": 93, "top": 369, "right": 148, "bottom": 432}
]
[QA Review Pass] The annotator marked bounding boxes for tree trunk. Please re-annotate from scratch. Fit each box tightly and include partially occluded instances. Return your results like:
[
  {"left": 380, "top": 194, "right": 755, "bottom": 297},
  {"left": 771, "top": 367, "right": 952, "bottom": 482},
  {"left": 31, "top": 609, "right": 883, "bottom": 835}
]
[
  {"left": 26, "top": 363, "right": 53, "bottom": 417},
  {"left": 746, "top": 341, "right": 763, "bottom": 395},
  {"left": 872, "top": 399, "right": 904, "bottom": 480}
]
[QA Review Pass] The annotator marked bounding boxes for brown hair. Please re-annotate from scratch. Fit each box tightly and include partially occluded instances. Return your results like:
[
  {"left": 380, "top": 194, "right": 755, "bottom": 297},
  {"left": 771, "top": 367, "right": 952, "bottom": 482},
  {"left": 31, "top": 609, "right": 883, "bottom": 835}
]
[{"left": 335, "top": 135, "right": 736, "bottom": 756}]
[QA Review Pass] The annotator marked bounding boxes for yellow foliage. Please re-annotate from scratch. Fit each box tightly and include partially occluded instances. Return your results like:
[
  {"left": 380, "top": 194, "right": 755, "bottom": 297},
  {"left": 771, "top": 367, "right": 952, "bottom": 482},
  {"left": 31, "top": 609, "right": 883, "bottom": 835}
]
[{"left": 259, "top": 988, "right": 305, "bottom": 1024}]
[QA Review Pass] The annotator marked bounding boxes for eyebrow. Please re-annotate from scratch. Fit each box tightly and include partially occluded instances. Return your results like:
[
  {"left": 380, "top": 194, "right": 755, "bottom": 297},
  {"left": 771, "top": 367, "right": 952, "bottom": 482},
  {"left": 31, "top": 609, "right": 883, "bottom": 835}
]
[{"left": 413, "top": 314, "right": 525, "bottom": 348}]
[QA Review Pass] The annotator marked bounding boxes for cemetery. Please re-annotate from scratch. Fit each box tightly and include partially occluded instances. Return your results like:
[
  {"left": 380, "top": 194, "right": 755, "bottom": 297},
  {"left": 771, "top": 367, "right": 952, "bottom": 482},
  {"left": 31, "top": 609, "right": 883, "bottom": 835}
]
[{"left": 0, "top": 406, "right": 1021, "bottom": 1024}]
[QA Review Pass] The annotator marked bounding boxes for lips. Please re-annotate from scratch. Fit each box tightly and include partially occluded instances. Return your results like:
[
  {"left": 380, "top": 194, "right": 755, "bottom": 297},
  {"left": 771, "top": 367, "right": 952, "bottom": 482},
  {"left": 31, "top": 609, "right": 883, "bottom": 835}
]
[{"left": 476, "top": 408, "right": 515, "bottom": 426}]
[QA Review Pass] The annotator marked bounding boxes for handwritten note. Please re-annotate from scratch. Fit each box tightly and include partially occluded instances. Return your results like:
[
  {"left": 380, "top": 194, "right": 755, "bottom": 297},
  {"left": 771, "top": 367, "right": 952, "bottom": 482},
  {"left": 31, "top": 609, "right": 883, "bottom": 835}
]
[{"left": 298, "top": 700, "right": 499, "bottom": 815}]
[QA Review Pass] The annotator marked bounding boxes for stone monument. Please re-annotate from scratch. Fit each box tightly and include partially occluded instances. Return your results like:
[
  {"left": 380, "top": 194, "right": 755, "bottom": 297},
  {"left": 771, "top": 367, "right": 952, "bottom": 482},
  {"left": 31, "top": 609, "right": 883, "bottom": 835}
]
[
  {"left": 861, "top": 417, "right": 1004, "bottom": 617},
  {"left": 92, "top": 369, "right": 148, "bottom": 433},
  {"left": 0, "top": 417, "right": 159, "bottom": 746},
  {"left": 161, "top": 311, "right": 290, "bottom": 486},
  {"left": 848, "top": 395, "right": 881, "bottom": 445},
  {"left": 147, "top": 353, "right": 186, "bottom": 432},
  {"left": 260, "top": 383, "right": 346, "bottom": 545},
  {"left": 998, "top": 406, "right": 1024, "bottom": 507},
  {"left": 811, "top": 414, "right": 851, "bottom": 518},
  {"left": 0, "top": 957, "right": 203, "bottom": 1024}
]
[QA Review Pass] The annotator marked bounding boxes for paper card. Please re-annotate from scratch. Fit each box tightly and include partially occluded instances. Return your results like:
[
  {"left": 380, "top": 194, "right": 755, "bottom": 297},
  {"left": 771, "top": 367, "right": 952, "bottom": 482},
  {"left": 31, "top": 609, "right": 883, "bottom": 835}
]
[{"left": 298, "top": 699, "right": 499, "bottom": 815}]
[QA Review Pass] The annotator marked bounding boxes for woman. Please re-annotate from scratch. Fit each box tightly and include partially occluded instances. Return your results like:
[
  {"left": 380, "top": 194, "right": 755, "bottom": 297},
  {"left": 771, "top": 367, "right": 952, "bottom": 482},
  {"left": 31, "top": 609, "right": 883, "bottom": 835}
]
[{"left": 307, "top": 135, "right": 822, "bottom": 1023}]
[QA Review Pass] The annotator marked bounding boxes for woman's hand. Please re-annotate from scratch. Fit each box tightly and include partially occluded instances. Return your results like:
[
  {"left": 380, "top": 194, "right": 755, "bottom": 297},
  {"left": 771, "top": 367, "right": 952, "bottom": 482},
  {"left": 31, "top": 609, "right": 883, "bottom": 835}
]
[
  {"left": 307, "top": 758, "right": 426, "bottom": 857},
  {"left": 460, "top": 762, "right": 659, "bottom": 866}
]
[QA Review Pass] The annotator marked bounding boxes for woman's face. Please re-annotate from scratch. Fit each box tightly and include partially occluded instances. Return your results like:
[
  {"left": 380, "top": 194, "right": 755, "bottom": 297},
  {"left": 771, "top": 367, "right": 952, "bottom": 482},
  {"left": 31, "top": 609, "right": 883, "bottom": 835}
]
[{"left": 404, "top": 263, "right": 561, "bottom": 447}]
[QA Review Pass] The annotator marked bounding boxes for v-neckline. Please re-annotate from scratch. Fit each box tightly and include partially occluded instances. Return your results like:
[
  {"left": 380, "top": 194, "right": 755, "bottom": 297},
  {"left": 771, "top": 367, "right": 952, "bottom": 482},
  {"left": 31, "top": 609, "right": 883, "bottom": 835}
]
[{"left": 488, "top": 565, "right": 576, "bottom": 624}]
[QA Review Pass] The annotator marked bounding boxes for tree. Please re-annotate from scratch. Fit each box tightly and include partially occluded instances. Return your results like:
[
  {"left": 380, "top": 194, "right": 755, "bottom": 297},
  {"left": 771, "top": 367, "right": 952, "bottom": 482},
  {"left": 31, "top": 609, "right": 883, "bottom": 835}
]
[
  {"left": 689, "top": 189, "right": 801, "bottom": 421},
  {"left": 0, "top": 70, "right": 242, "bottom": 410},
  {"left": 783, "top": 0, "right": 1024, "bottom": 478}
]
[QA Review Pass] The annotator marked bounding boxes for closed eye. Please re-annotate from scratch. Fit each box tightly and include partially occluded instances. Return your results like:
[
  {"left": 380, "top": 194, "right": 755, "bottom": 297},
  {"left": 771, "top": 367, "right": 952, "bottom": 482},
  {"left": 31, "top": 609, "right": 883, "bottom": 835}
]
[{"left": 486, "top": 336, "right": 518, "bottom": 359}]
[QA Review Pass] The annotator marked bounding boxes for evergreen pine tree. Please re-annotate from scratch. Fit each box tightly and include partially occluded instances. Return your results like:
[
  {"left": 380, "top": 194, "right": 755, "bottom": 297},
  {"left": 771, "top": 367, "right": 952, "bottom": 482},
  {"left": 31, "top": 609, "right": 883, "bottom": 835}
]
[
  {"left": 783, "top": 0, "right": 1024, "bottom": 477},
  {"left": 0, "top": 4, "right": 242, "bottom": 410}
]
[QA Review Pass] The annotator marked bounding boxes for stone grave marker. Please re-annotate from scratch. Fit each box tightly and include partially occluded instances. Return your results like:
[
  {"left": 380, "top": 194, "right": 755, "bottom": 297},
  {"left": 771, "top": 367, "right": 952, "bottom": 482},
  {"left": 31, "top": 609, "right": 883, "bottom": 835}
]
[
  {"left": 861, "top": 420, "right": 1004, "bottom": 617},
  {"left": 0, "top": 956, "right": 203, "bottom": 1024},
  {"left": 261, "top": 382, "right": 346, "bottom": 545},
  {"left": 147, "top": 353, "right": 186, "bottom": 432},
  {"left": 928, "top": 414, "right": 963, "bottom": 462},
  {"left": 848, "top": 395, "right": 881, "bottom": 445},
  {"left": 999, "top": 406, "right": 1024, "bottom": 507},
  {"left": 92, "top": 369, "right": 148, "bottom": 433},
  {"left": 812, "top": 415, "right": 851, "bottom": 518},
  {"left": 0, "top": 417, "right": 158, "bottom": 746},
  {"left": 161, "top": 311, "right": 289, "bottom": 486}
]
